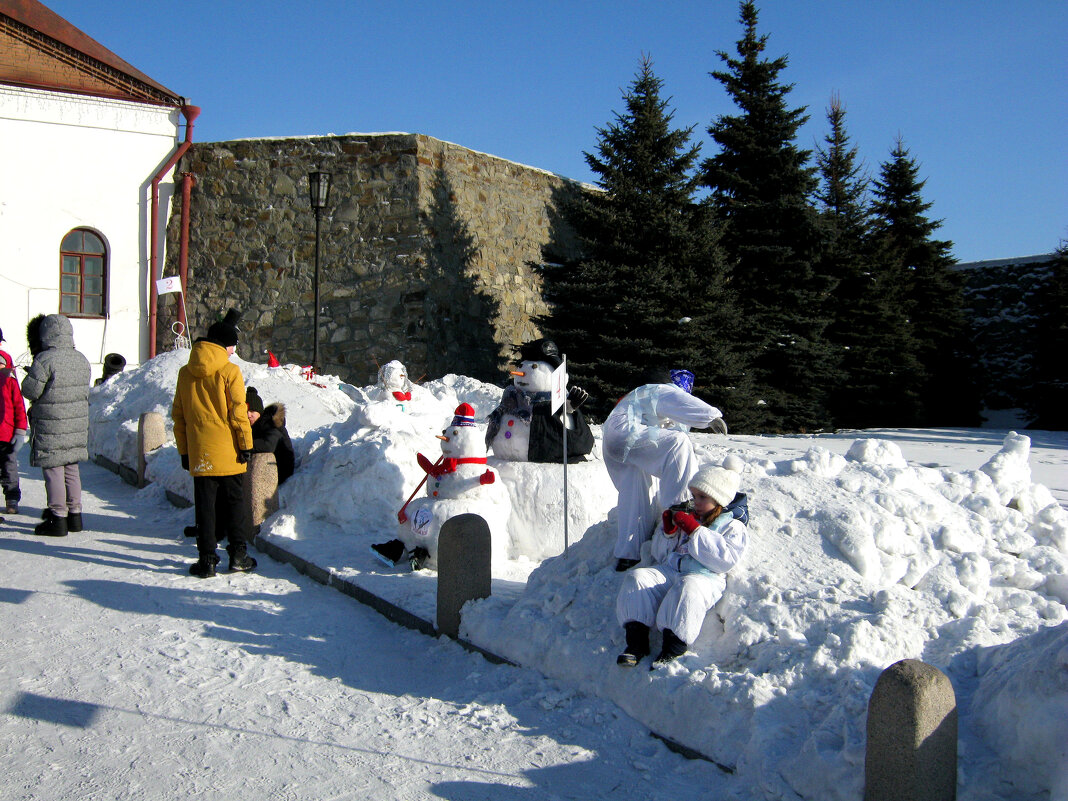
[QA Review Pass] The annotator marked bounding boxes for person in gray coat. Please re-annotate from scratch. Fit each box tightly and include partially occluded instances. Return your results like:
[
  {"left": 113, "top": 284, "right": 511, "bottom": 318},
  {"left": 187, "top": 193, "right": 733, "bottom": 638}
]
[{"left": 21, "top": 314, "right": 92, "bottom": 537}]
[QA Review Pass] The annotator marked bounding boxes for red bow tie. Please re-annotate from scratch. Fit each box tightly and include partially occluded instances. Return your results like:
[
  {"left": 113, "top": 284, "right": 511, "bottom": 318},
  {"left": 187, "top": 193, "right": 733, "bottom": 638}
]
[{"left": 392, "top": 391, "right": 412, "bottom": 401}]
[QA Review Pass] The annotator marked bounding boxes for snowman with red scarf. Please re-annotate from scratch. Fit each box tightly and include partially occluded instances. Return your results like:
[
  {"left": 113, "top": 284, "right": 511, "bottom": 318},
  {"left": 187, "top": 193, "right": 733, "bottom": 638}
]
[
  {"left": 373, "top": 360, "right": 419, "bottom": 410},
  {"left": 372, "top": 403, "right": 510, "bottom": 570}
]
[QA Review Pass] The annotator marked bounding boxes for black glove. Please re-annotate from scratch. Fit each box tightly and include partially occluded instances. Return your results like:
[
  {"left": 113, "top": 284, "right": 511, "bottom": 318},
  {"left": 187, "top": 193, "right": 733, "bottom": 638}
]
[
  {"left": 180, "top": 454, "right": 189, "bottom": 471},
  {"left": 567, "top": 385, "right": 590, "bottom": 409},
  {"left": 237, "top": 449, "right": 253, "bottom": 464}
]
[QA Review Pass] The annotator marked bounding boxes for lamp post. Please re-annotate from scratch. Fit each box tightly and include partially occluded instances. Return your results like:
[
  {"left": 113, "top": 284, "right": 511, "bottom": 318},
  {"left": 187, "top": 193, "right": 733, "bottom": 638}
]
[{"left": 308, "top": 169, "right": 332, "bottom": 373}]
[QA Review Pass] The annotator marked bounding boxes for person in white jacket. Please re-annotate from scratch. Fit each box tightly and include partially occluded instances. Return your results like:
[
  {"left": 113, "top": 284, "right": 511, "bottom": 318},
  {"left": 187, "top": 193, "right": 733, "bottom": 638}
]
[
  {"left": 602, "top": 368, "right": 726, "bottom": 572},
  {"left": 615, "top": 463, "right": 748, "bottom": 668}
]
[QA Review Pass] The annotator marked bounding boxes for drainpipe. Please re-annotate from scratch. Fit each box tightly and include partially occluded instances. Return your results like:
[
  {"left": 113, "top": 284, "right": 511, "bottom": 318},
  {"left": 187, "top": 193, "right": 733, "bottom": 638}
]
[
  {"left": 148, "top": 103, "right": 201, "bottom": 359},
  {"left": 177, "top": 170, "right": 196, "bottom": 338}
]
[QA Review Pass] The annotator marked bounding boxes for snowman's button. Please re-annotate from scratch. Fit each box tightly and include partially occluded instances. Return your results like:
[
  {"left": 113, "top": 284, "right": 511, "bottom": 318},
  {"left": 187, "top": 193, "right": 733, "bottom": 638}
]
[
  {"left": 507, "top": 420, "right": 514, "bottom": 426},
  {"left": 504, "top": 431, "right": 511, "bottom": 439}
]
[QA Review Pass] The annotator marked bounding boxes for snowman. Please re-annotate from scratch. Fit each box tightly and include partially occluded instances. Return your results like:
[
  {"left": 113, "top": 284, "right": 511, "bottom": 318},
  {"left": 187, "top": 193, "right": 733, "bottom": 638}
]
[
  {"left": 485, "top": 338, "right": 594, "bottom": 463},
  {"left": 372, "top": 403, "right": 511, "bottom": 570},
  {"left": 373, "top": 359, "right": 419, "bottom": 411}
]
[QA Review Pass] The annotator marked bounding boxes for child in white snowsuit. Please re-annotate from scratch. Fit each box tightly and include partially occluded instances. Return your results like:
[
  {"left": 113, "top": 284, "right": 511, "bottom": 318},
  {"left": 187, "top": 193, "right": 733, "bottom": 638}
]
[
  {"left": 616, "top": 464, "right": 748, "bottom": 668},
  {"left": 602, "top": 368, "right": 726, "bottom": 572}
]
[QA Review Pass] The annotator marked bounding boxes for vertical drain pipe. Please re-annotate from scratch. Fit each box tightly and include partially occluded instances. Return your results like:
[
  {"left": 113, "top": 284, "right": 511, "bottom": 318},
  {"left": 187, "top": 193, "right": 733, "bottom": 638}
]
[{"left": 148, "top": 103, "right": 200, "bottom": 358}]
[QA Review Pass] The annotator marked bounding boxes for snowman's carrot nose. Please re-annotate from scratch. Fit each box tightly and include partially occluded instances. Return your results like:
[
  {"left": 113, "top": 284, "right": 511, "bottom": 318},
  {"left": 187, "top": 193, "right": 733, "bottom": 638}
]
[
  {"left": 510, "top": 370, "right": 525, "bottom": 377},
  {"left": 436, "top": 434, "right": 449, "bottom": 441}
]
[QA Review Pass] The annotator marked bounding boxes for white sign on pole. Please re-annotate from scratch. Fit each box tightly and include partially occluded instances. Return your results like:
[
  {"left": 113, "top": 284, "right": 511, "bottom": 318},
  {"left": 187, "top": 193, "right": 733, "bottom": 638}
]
[
  {"left": 156, "top": 276, "right": 183, "bottom": 295},
  {"left": 550, "top": 359, "right": 567, "bottom": 415}
]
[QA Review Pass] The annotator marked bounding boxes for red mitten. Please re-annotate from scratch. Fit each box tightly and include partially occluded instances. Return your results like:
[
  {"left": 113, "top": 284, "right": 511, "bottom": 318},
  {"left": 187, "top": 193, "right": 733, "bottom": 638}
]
[
  {"left": 662, "top": 509, "right": 678, "bottom": 535},
  {"left": 479, "top": 470, "right": 495, "bottom": 485},
  {"left": 417, "top": 452, "right": 435, "bottom": 474},
  {"left": 672, "top": 511, "right": 701, "bottom": 534}
]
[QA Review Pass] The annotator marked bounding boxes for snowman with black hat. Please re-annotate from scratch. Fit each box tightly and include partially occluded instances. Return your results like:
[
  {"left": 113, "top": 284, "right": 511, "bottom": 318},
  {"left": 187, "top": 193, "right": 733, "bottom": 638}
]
[
  {"left": 485, "top": 338, "right": 594, "bottom": 463},
  {"left": 372, "top": 402, "right": 511, "bottom": 570}
]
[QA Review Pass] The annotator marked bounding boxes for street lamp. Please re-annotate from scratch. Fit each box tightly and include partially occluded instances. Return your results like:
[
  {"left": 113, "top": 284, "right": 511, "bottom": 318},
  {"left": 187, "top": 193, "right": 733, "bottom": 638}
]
[{"left": 308, "top": 169, "right": 332, "bottom": 373}]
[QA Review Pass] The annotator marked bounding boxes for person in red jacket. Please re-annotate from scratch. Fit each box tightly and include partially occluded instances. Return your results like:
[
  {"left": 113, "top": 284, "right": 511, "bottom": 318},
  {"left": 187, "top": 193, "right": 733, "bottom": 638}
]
[{"left": 0, "top": 350, "right": 29, "bottom": 517}]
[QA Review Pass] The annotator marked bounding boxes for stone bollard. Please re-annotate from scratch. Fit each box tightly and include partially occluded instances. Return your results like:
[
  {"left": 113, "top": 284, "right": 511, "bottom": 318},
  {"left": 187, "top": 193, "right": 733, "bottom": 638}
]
[
  {"left": 137, "top": 412, "right": 168, "bottom": 488},
  {"left": 865, "top": 659, "right": 957, "bottom": 801},
  {"left": 243, "top": 452, "right": 279, "bottom": 531},
  {"left": 436, "top": 513, "right": 492, "bottom": 639}
]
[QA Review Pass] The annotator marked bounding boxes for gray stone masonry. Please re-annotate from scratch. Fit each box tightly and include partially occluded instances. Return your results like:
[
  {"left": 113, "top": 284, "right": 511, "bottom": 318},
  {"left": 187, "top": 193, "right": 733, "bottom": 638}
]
[
  {"left": 435, "top": 513, "right": 492, "bottom": 638},
  {"left": 865, "top": 658, "right": 957, "bottom": 801},
  {"left": 161, "top": 133, "right": 581, "bottom": 386}
]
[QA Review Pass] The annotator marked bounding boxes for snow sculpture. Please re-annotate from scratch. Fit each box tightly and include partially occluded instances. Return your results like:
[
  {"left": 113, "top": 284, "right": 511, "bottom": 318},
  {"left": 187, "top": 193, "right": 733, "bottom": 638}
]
[
  {"left": 372, "top": 403, "right": 511, "bottom": 570},
  {"left": 485, "top": 339, "right": 594, "bottom": 463}
]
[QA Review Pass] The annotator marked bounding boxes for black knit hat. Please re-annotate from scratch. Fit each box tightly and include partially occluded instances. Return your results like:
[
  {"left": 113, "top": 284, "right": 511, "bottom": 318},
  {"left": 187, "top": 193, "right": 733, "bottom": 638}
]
[
  {"left": 246, "top": 386, "right": 265, "bottom": 415},
  {"left": 206, "top": 309, "right": 241, "bottom": 348}
]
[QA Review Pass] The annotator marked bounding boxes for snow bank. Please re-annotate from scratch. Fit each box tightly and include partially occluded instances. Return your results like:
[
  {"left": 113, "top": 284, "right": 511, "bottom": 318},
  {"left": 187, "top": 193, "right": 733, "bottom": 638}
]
[{"left": 88, "top": 352, "right": 1068, "bottom": 800}]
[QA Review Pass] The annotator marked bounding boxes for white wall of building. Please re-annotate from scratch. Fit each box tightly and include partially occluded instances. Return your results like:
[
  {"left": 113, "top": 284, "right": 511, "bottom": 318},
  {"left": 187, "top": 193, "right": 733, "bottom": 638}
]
[{"left": 0, "top": 85, "right": 181, "bottom": 375}]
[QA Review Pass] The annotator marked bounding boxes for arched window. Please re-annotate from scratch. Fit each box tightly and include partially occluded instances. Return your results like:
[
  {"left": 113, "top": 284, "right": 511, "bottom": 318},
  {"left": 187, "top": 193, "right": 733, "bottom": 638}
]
[{"left": 60, "top": 228, "right": 107, "bottom": 317}]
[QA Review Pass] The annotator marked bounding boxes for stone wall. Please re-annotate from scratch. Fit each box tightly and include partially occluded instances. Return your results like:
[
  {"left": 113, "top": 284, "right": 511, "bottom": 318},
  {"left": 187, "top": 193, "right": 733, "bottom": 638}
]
[{"left": 160, "top": 133, "right": 580, "bottom": 387}]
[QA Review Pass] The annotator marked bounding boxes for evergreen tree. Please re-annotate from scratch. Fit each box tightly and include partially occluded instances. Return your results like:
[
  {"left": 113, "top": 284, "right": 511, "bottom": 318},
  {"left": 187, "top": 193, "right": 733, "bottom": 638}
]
[
  {"left": 815, "top": 96, "right": 921, "bottom": 427},
  {"left": 702, "top": 0, "right": 836, "bottom": 432},
  {"left": 1027, "top": 240, "right": 1068, "bottom": 430},
  {"left": 539, "top": 56, "right": 734, "bottom": 421},
  {"left": 870, "top": 138, "right": 981, "bottom": 425}
]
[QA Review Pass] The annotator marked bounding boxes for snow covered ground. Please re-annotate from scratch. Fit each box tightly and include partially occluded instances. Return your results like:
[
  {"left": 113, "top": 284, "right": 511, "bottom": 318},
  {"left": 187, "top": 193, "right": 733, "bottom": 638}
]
[{"left": 8, "top": 350, "right": 1067, "bottom": 800}]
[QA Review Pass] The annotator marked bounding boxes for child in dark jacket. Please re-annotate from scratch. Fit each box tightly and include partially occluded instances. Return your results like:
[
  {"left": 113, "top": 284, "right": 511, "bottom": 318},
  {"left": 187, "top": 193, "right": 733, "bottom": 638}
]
[
  {"left": 246, "top": 387, "right": 295, "bottom": 484},
  {"left": 0, "top": 350, "right": 29, "bottom": 516}
]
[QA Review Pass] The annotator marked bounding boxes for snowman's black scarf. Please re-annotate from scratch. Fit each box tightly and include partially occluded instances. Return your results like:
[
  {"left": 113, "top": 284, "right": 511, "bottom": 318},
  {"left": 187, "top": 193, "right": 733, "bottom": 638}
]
[{"left": 485, "top": 386, "right": 552, "bottom": 445}]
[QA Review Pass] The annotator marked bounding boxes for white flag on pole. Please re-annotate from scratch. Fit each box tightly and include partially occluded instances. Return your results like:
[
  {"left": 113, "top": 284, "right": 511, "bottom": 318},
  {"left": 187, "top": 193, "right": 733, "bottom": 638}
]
[
  {"left": 550, "top": 358, "right": 568, "bottom": 414},
  {"left": 156, "top": 276, "right": 183, "bottom": 295}
]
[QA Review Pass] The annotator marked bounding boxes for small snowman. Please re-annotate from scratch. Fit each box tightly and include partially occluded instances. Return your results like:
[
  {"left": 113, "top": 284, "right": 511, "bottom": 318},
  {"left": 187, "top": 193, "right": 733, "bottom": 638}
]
[
  {"left": 485, "top": 338, "right": 594, "bottom": 463},
  {"left": 373, "top": 359, "right": 417, "bottom": 411},
  {"left": 372, "top": 403, "right": 510, "bottom": 570}
]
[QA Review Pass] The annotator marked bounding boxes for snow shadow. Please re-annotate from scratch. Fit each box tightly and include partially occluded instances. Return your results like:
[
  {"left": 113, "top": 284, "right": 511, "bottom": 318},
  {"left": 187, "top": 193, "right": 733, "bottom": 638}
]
[{"left": 8, "top": 691, "right": 100, "bottom": 729}]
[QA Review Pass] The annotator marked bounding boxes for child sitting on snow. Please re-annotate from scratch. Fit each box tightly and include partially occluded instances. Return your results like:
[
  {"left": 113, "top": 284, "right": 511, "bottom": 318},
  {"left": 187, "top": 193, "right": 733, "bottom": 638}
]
[{"left": 615, "top": 461, "right": 748, "bottom": 669}]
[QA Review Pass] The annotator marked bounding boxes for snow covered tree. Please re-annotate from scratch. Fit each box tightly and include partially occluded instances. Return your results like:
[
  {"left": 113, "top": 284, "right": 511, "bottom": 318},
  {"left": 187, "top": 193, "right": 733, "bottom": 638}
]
[
  {"left": 539, "top": 56, "right": 734, "bottom": 421},
  {"left": 815, "top": 96, "right": 921, "bottom": 427},
  {"left": 870, "top": 138, "right": 981, "bottom": 426},
  {"left": 701, "top": 0, "right": 835, "bottom": 432}
]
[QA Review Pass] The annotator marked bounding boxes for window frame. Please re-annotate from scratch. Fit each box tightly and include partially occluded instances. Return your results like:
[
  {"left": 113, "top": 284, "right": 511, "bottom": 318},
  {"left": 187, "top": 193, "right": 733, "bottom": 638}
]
[{"left": 59, "top": 228, "right": 108, "bottom": 318}]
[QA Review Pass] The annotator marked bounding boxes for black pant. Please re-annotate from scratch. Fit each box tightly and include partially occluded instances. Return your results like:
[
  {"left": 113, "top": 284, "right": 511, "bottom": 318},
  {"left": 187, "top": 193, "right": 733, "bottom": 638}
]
[
  {"left": 193, "top": 473, "right": 248, "bottom": 559},
  {"left": 0, "top": 442, "right": 20, "bottom": 506}
]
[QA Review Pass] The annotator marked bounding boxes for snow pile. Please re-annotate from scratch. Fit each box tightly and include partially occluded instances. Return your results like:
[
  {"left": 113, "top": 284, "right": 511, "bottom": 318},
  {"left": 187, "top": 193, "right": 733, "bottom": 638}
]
[{"left": 87, "top": 351, "right": 1068, "bottom": 801}]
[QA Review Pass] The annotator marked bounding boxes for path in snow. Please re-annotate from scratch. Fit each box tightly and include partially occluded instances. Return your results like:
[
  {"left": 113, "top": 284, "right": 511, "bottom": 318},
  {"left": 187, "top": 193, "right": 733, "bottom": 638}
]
[{"left": 0, "top": 462, "right": 730, "bottom": 800}]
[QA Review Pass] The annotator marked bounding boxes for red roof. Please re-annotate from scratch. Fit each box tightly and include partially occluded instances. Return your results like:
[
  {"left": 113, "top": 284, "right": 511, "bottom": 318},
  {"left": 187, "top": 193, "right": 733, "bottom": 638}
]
[{"left": 1, "top": 0, "right": 182, "bottom": 102}]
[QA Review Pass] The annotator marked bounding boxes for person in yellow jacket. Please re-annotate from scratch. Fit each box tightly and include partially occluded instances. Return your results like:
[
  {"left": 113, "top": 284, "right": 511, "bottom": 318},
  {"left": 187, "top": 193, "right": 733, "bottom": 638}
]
[{"left": 172, "top": 309, "right": 256, "bottom": 578}]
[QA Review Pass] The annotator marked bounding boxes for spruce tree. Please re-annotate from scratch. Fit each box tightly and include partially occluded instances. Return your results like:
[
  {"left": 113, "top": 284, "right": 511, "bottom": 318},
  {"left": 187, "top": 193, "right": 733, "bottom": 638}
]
[
  {"left": 815, "top": 96, "right": 921, "bottom": 427},
  {"left": 870, "top": 138, "right": 981, "bottom": 426},
  {"left": 539, "top": 56, "right": 733, "bottom": 421},
  {"left": 702, "top": 0, "right": 835, "bottom": 432},
  {"left": 1027, "top": 241, "right": 1068, "bottom": 430}
]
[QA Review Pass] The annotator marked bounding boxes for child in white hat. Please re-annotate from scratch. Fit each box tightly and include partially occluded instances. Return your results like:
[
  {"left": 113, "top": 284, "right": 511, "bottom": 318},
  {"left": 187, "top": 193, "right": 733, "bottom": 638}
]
[{"left": 615, "top": 461, "right": 749, "bottom": 668}]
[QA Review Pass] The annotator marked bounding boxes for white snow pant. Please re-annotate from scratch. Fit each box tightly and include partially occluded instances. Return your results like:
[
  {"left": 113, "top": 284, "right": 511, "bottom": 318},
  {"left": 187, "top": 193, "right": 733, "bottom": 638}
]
[
  {"left": 605, "top": 429, "right": 699, "bottom": 561},
  {"left": 616, "top": 566, "right": 726, "bottom": 645}
]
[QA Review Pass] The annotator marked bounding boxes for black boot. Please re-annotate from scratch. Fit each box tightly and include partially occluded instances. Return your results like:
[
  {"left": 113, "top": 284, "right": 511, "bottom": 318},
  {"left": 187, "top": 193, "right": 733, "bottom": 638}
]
[
  {"left": 651, "top": 628, "right": 687, "bottom": 668},
  {"left": 371, "top": 539, "right": 407, "bottom": 567},
  {"left": 616, "top": 621, "right": 650, "bottom": 667},
  {"left": 189, "top": 553, "right": 220, "bottom": 578},
  {"left": 409, "top": 546, "right": 430, "bottom": 571},
  {"left": 67, "top": 512, "right": 83, "bottom": 533},
  {"left": 34, "top": 510, "right": 68, "bottom": 537},
  {"left": 226, "top": 544, "right": 257, "bottom": 573}
]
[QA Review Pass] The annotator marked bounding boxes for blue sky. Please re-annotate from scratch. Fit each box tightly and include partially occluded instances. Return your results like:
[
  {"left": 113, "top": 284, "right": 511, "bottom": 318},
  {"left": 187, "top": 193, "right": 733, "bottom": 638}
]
[{"left": 46, "top": 0, "right": 1066, "bottom": 263}]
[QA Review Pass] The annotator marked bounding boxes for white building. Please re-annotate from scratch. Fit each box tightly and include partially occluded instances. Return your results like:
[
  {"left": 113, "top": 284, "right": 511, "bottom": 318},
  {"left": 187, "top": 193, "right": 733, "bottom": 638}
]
[{"left": 0, "top": 0, "right": 192, "bottom": 374}]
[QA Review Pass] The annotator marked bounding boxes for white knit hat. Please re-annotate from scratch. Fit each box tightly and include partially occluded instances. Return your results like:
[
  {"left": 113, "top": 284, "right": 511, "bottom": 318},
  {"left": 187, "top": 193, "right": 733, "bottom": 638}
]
[{"left": 689, "top": 466, "right": 741, "bottom": 507}]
